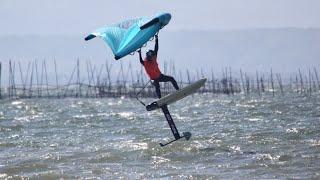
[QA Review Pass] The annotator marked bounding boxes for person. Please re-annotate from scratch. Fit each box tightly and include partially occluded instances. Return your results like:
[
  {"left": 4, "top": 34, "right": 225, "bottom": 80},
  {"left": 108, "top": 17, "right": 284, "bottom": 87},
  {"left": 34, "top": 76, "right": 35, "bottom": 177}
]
[{"left": 138, "top": 35, "right": 179, "bottom": 98}]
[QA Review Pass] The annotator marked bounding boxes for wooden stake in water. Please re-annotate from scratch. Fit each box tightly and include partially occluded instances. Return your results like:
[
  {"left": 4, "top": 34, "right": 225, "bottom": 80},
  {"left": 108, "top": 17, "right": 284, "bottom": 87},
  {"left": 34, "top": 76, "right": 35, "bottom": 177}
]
[
  {"left": 298, "top": 68, "right": 304, "bottom": 94},
  {"left": 270, "top": 68, "right": 275, "bottom": 97},
  {"left": 0, "top": 62, "right": 2, "bottom": 99},
  {"left": 314, "top": 67, "right": 320, "bottom": 91},
  {"left": 54, "top": 59, "right": 59, "bottom": 98},
  {"left": 256, "top": 71, "right": 261, "bottom": 96}
]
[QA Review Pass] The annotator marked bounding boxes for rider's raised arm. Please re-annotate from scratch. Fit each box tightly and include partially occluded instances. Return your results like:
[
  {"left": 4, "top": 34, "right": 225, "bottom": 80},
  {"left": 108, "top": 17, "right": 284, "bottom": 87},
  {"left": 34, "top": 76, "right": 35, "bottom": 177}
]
[
  {"left": 154, "top": 35, "right": 158, "bottom": 55},
  {"left": 138, "top": 50, "right": 144, "bottom": 65}
]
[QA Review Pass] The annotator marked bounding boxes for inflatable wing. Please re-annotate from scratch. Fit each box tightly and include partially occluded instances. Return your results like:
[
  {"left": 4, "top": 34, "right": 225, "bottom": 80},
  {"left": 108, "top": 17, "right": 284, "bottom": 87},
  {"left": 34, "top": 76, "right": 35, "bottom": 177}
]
[{"left": 85, "top": 13, "right": 171, "bottom": 60}]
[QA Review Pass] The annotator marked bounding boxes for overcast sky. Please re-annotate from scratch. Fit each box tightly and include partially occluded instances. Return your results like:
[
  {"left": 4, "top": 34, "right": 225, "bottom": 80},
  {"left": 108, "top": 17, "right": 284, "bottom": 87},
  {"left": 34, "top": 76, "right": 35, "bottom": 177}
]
[{"left": 1, "top": 0, "right": 320, "bottom": 35}]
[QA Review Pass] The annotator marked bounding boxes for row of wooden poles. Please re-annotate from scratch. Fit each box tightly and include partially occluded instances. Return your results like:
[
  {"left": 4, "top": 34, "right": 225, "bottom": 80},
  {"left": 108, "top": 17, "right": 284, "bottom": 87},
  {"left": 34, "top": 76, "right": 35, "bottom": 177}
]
[{"left": 0, "top": 60, "right": 319, "bottom": 100}]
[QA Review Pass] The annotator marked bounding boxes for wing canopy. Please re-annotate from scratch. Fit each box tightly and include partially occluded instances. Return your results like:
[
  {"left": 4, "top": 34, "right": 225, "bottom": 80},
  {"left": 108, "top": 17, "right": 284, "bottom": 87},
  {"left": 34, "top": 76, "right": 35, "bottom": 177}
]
[{"left": 85, "top": 13, "right": 171, "bottom": 60}]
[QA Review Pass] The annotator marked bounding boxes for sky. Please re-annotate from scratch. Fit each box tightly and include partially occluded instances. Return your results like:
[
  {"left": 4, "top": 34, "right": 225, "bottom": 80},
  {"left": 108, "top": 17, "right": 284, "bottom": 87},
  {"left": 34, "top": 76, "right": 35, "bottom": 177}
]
[
  {"left": 0, "top": 0, "right": 319, "bottom": 85},
  {"left": 0, "top": 0, "right": 320, "bottom": 35}
]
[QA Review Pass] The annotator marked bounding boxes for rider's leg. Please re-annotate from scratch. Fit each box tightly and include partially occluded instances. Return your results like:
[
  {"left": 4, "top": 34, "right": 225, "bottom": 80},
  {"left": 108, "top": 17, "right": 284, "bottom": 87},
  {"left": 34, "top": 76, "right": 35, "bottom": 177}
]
[
  {"left": 153, "top": 80, "right": 161, "bottom": 98},
  {"left": 159, "top": 74, "right": 180, "bottom": 90}
]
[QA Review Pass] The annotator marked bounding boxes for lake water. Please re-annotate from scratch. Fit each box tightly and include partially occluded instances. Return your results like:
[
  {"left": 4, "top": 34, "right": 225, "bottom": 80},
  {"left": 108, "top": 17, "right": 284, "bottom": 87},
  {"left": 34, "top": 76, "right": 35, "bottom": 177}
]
[{"left": 0, "top": 93, "right": 320, "bottom": 179}]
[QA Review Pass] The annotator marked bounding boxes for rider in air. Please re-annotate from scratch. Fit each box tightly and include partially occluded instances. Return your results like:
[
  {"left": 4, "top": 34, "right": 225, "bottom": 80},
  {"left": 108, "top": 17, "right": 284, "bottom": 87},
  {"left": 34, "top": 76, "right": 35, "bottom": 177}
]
[{"left": 138, "top": 35, "right": 179, "bottom": 98}]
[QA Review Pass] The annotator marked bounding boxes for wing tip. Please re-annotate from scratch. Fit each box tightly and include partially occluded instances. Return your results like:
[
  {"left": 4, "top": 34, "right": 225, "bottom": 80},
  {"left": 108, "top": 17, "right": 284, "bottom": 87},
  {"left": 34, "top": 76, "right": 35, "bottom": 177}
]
[{"left": 84, "top": 34, "right": 96, "bottom": 41}]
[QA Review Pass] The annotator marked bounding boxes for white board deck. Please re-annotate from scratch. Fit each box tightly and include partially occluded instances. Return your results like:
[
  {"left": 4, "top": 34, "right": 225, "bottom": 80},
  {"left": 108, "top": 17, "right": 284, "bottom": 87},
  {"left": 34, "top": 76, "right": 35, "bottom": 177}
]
[{"left": 146, "top": 78, "right": 207, "bottom": 111}]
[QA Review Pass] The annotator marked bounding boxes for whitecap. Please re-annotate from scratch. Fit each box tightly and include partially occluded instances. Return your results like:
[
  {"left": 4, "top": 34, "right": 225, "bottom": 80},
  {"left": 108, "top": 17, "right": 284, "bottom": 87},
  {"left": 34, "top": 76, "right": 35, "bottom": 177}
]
[
  {"left": 257, "top": 153, "right": 280, "bottom": 161},
  {"left": 11, "top": 101, "right": 23, "bottom": 105},
  {"left": 230, "top": 145, "right": 241, "bottom": 152},
  {"left": 118, "top": 112, "right": 134, "bottom": 119},
  {"left": 306, "top": 139, "right": 320, "bottom": 146},
  {"left": 115, "top": 140, "right": 148, "bottom": 150},
  {"left": 248, "top": 118, "right": 262, "bottom": 122},
  {"left": 151, "top": 156, "right": 170, "bottom": 165},
  {"left": 286, "top": 128, "right": 298, "bottom": 133},
  {"left": 0, "top": 174, "right": 8, "bottom": 179}
]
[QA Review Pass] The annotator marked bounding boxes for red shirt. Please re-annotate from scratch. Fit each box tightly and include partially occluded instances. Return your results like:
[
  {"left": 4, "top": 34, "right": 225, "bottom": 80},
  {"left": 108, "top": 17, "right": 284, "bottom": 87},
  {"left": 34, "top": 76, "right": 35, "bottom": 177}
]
[{"left": 143, "top": 56, "right": 161, "bottom": 80}]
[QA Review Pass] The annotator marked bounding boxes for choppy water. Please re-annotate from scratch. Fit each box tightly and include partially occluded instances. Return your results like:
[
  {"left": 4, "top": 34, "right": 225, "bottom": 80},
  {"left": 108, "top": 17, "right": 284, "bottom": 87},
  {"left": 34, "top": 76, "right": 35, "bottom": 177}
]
[{"left": 0, "top": 93, "right": 320, "bottom": 179}]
